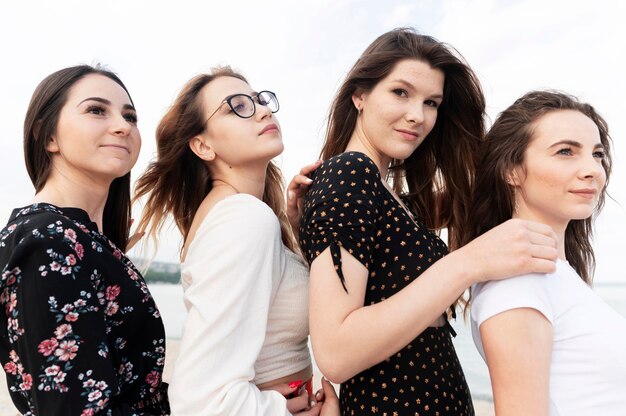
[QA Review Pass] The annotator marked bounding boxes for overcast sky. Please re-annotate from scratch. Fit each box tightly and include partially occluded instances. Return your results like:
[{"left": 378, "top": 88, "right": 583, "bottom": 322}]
[{"left": 1, "top": 0, "right": 624, "bottom": 282}]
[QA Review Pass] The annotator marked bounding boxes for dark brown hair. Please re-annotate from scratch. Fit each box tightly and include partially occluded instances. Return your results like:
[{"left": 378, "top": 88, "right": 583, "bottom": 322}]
[
  {"left": 23, "top": 64, "right": 135, "bottom": 250},
  {"left": 321, "top": 27, "right": 486, "bottom": 250},
  {"left": 134, "top": 66, "right": 296, "bottom": 255},
  {"left": 465, "top": 90, "right": 612, "bottom": 284}
]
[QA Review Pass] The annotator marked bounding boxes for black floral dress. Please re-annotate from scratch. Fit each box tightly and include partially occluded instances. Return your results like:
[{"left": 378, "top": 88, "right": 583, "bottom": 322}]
[
  {"left": 0, "top": 203, "right": 169, "bottom": 415},
  {"left": 300, "top": 152, "right": 474, "bottom": 416}
]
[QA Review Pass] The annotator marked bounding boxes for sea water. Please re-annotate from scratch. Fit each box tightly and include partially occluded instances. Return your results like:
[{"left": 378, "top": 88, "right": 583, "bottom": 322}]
[{"left": 147, "top": 282, "right": 626, "bottom": 404}]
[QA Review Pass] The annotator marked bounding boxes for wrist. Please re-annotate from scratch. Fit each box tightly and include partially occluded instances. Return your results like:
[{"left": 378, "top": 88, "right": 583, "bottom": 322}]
[{"left": 446, "top": 247, "right": 480, "bottom": 287}]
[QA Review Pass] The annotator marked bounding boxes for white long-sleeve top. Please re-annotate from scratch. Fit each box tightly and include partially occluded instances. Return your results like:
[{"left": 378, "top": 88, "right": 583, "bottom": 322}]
[{"left": 169, "top": 194, "right": 310, "bottom": 416}]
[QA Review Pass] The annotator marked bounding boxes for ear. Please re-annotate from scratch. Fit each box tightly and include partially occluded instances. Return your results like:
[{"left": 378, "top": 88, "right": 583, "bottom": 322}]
[
  {"left": 189, "top": 136, "right": 215, "bottom": 161},
  {"left": 351, "top": 90, "right": 365, "bottom": 113},
  {"left": 46, "top": 136, "right": 60, "bottom": 153},
  {"left": 506, "top": 167, "right": 523, "bottom": 187}
]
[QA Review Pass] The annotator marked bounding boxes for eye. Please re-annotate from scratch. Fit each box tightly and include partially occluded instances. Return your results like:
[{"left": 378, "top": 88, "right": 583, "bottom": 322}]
[
  {"left": 556, "top": 147, "right": 573, "bottom": 156},
  {"left": 593, "top": 150, "right": 605, "bottom": 159},
  {"left": 424, "top": 99, "right": 439, "bottom": 108},
  {"left": 392, "top": 88, "right": 408, "bottom": 98},
  {"left": 123, "top": 112, "right": 138, "bottom": 124},
  {"left": 86, "top": 105, "right": 106, "bottom": 116}
]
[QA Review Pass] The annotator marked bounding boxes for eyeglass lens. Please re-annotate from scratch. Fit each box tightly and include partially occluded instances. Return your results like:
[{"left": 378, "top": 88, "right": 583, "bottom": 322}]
[{"left": 229, "top": 92, "right": 278, "bottom": 118}]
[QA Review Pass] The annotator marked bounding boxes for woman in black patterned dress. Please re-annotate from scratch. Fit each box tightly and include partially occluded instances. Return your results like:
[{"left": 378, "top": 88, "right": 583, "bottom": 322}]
[
  {"left": 299, "top": 28, "right": 559, "bottom": 415},
  {"left": 0, "top": 66, "right": 169, "bottom": 415}
]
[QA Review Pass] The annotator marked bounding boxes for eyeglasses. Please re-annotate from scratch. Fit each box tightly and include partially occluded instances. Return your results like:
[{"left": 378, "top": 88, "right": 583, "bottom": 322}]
[{"left": 203, "top": 91, "right": 279, "bottom": 126}]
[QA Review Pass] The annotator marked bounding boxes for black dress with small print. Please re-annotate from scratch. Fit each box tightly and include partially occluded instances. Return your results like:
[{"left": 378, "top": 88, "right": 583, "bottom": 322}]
[
  {"left": 300, "top": 152, "right": 474, "bottom": 416},
  {"left": 0, "top": 203, "right": 169, "bottom": 415}
]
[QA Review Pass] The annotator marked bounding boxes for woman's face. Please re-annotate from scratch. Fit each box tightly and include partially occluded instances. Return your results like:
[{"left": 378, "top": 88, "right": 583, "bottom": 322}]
[
  {"left": 48, "top": 73, "right": 141, "bottom": 183},
  {"left": 199, "top": 76, "right": 283, "bottom": 168},
  {"left": 352, "top": 59, "right": 444, "bottom": 165},
  {"left": 513, "top": 109, "right": 606, "bottom": 230}
]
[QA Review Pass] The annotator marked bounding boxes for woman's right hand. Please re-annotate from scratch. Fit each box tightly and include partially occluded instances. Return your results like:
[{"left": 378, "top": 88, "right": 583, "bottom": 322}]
[
  {"left": 460, "top": 218, "right": 559, "bottom": 283},
  {"left": 264, "top": 382, "right": 321, "bottom": 415},
  {"left": 286, "top": 160, "right": 323, "bottom": 240}
]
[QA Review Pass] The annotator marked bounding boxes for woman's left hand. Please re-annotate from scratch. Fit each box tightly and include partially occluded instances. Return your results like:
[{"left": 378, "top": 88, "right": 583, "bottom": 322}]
[
  {"left": 315, "top": 377, "right": 340, "bottom": 416},
  {"left": 286, "top": 160, "right": 322, "bottom": 240}
]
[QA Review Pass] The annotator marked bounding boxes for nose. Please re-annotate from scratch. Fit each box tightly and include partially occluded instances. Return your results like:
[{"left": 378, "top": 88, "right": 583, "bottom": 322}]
[
  {"left": 111, "top": 113, "right": 132, "bottom": 136},
  {"left": 580, "top": 154, "right": 605, "bottom": 181},
  {"left": 255, "top": 100, "right": 273, "bottom": 120},
  {"left": 405, "top": 102, "right": 425, "bottom": 124}
]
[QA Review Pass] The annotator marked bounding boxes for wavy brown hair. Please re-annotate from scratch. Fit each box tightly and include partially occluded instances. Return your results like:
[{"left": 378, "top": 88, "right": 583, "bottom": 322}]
[
  {"left": 321, "top": 27, "right": 485, "bottom": 251},
  {"left": 23, "top": 64, "right": 135, "bottom": 250},
  {"left": 134, "top": 66, "right": 295, "bottom": 256},
  {"left": 464, "top": 90, "right": 613, "bottom": 286}
]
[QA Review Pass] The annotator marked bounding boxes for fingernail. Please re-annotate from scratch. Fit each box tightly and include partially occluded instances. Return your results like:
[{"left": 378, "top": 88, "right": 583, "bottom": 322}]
[
  {"left": 316, "top": 392, "right": 323, "bottom": 400},
  {"left": 305, "top": 178, "right": 313, "bottom": 183},
  {"left": 288, "top": 191, "right": 294, "bottom": 200},
  {"left": 288, "top": 380, "right": 303, "bottom": 389},
  {"left": 310, "top": 399, "right": 317, "bottom": 407}
]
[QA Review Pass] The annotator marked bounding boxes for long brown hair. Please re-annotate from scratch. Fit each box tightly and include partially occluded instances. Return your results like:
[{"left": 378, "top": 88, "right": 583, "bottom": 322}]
[
  {"left": 465, "top": 90, "right": 612, "bottom": 284},
  {"left": 23, "top": 64, "right": 135, "bottom": 250},
  {"left": 321, "top": 27, "right": 485, "bottom": 250},
  {"left": 134, "top": 66, "right": 296, "bottom": 256}
]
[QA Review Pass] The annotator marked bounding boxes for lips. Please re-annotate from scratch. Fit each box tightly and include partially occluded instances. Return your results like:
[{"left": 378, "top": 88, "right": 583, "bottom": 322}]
[
  {"left": 570, "top": 189, "right": 597, "bottom": 200},
  {"left": 395, "top": 128, "right": 419, "bottom": 140},
  {"left": 260, "top": 123, "right": 280, "bottom": 135},
  {"left": 102, "top": 144, "right": 130, "bottom": 153}
]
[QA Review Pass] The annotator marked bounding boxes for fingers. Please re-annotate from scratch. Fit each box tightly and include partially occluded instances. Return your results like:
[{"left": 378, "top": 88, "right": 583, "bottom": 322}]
[
  {"left": 321, "top": 377, "right": 338, "bottom": 400},
  {"left": 287, "top": 175, "right": 313, "bottom": 201},
  {"left": 521, "top": 219, "right": 558, "bottom": 242},
  {"left": 287, "top": 160, "right": 323, "bottom": 200},
  {"left": 287, "top": 393, "right": 313, "bottom": 413}
]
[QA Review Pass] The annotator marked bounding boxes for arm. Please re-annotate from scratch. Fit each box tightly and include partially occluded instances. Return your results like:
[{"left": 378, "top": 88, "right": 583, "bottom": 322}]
[
  {"left": 5, "top": 222, "right": 137, "bottom": 414},
  {"left": 480, "top": 308, "right": 552, "bottom": 416},
  {"left": 305, "top": 158, "right": 558, "bottom": 383},
  {"left": 168, "top": 195, "right": 292, "bottom": 416}
]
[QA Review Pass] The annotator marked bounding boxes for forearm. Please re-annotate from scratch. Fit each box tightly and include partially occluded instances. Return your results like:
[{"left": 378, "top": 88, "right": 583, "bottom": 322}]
[{"left": 312, "top": 249, "right": 473, "bottom": 383}]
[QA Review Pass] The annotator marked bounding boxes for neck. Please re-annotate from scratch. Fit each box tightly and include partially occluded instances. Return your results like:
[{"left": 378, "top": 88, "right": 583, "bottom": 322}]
[
  {"left": 211, "top": 161, "right": 268, "bottom": 200},
  {"left": 32, "top": 171, "right": 110, "bottom": 230},
  {"left": 345, "top": 129, "right": 391, "bottom": 179}
]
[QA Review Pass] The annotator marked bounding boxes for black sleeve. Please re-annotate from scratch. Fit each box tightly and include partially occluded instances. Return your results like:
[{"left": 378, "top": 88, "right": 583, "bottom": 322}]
[{"left": 299, "top": 152, "right": 380, "bottom": 291}]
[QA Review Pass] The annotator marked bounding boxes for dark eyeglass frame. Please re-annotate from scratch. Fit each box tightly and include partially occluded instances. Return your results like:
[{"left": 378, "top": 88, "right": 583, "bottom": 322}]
[{"left": 203, "top": 90, "right": 279, "bottom": 126}]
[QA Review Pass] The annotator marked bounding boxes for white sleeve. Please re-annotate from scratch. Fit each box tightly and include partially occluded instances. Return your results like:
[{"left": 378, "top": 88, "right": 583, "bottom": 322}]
[
  {"left": 471, "top": 273, "right": 556, "bottom": 328},
  {"left": 169, "top": 195, "right": 291, "bottom": 416}
]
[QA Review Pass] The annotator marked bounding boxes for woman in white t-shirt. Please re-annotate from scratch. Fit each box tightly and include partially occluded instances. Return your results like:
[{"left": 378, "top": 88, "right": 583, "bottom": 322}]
[
  {"left": 466, "top": 90, "right": 626, "bottom": 415},
  {"left": 133, "top": 66, "right": 338, "bottom": 416}
]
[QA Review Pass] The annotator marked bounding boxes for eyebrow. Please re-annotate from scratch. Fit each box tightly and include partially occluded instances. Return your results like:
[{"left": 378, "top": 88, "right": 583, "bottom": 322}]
[
  {"left": 548, "top": 139, "right": 604, "bottom": 150},
  {"left": 77, "top": 97, "right": 135, "bottom": 111},
  {"left": 391, "top": 79, "right": 443, "bottom": 99}
]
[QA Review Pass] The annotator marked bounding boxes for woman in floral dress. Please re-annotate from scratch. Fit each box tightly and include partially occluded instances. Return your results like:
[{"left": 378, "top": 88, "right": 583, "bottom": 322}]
[{"left": 0, "top": 65, "right": 169, "bottom": 415}]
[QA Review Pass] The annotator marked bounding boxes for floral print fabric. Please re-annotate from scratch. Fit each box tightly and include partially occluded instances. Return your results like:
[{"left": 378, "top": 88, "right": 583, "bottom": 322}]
[{"left": 0, "top": 203, "right": 169, "bottom": 415}]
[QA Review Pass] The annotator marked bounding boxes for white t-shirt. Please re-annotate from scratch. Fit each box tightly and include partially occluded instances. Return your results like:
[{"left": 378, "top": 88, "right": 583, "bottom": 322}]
[
  {"left": 169, "top": 194, "right": 310, "bottom": 416},
  {"left": 471, "top": 259, "right": 626, "bottom": 415}
]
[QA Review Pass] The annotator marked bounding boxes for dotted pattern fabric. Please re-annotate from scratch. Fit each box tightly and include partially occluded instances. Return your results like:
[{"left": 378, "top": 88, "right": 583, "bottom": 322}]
[{"left": 300, "top": 152, "right": 474, "bottom": 415}]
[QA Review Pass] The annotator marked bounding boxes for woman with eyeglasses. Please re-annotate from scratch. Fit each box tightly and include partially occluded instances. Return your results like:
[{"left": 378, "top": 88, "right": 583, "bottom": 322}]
[
  {"left": 467, "top": 90, "right": 626, "bottom": 415},
  {"left": 134, "top": 67, "right": 339, "bottom": 415},
  {"left": 0, "top": 65, "right": 170, "bottom": 415},
  {"left": 298, "top": 28, "right": 559, "bottom": 415}
]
